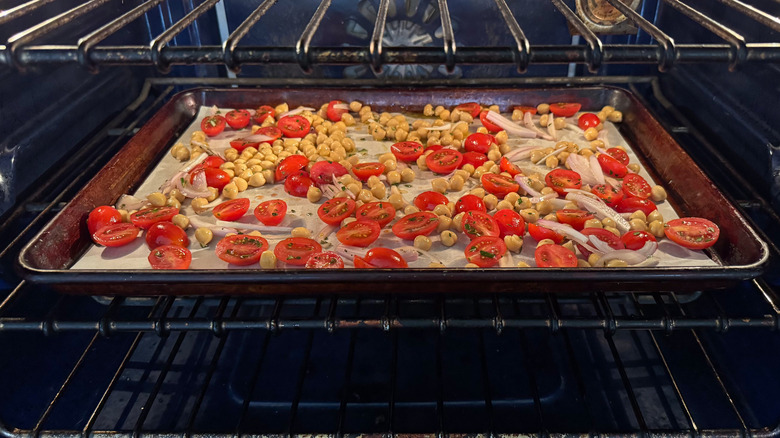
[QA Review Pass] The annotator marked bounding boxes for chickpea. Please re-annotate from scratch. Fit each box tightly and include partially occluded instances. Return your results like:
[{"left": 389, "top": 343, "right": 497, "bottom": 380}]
[
  {"left": 171, "top": 144, "right": 190, "bottom": 161},
  {"left": 515, "top": 197, "right": 533, "bottom": 210},
  {"left": 503, "top": 192, "right": 520, "bottom": 205},
  {"left": 437, "top": 215, "right": 453, "bottom": 232},
  {"left": 606, "top": 259, "right": 629, "bottom": 267},
  {"left": 413, "top": 235, "right": 433, "bottom": 251},
  {"left": 511, "top": 109, "right": 523, "bottom": 121},
  {"left": 604, "top": 226, "right": 621, "bottom": 237},
  {"left": 439, "top": 109, "right": 451, "bottom": 121},
  {"left": 357, "top": 189, "right": 373, "bottom": 203},
  {"left": 430, "top": 204, "right": 449, "bottom": 218},
  {"left": 464, "top": 263, "right": 480, "bottom": 268},
  {"left": 386, "top": 170, "right": 402, "bottom": 185},
  {"left": 597, "top": 111, "right": 608, "bottom": 122},
  {"left": 370, "top": 184, "right": 386, "bottom": 199},
  {"left": 448, "top": 175, "right": 465, "bottom": 192},
  {"left": 440, "top": 230, "right": 458, "bottom": 247},
  {"left": 602, "top": 105, "right": 615, "bottom": 116},
  {"left": 403, "top": 205, "right": 420, "bottom": 215},
  {"left": 584, "top": 127, "right": 599, "bottom": 141},
  {"left": 539, "top": 114, "right": 549, "bottom": 127},
  {"left": 648, "top": 220, "right": 665, "bottom": 238},
  {"left": 233, "top": 177, "right": 248, "bottom": 192},
  {"left": 536, "top": 199, "right": 554, "bottom": 215},
  {"left": 429, "top": 262, "right": 446, "bottom": 268},
  {"left": 553, "top": 117, "right": 566, "bottom": 130},
  {"left": 487, "top": 149, "right": 502, "bottom": 162},
  {"left": 483, "top": 194, "right": 499, "bottom": 211},
  {"left": 580, "top": 149, "right": 594, "bottom": 159},
  {"left": 388, "top": 193, "right": 405, "bottom": 210},
  {"left": 545, "top": 155, "right": 559, "bottom": 169},
  {"left": 537, "top": 238, "right": 555, "bottom": 247},
  {"left": 587, "top": 253, "right": 601, "bottom": 266},
  {"left": 191, "top": 197, "right": 209, "bottom": 214},
  {"left": 144, "top": 192, "right": 165, "bottom": 207},
  {"left": 191, "top": 131, "right": 206, "bottom": 143},
  {"left": 537, "top": 103, "right": 550, "bottom": 114},
  {"left": 423, "top": 104, "right": 434, "bottom": 116},
  {"left": 452, "top": 212, "right": 466, "bottom": 230},
  {"left": 118, "top": 209, "right": 131, "bottom": 223},
  {"left": 462, "top": 163, "right": 475, "bottom": 176},
  {"left": 222, "top": 183, "right": 238, "bottom": 199},
  {"left": 222, "top": 169, "right": 235, "bottom": 178},
  {"left": 519, "top": 208, "right": 539, "bottom": 223},
  {"left": 248, "top": 172, "right": 267, "bottom": 187},
  {"left": 601, "top": 217, "right": 616, "bottom": 228},
  {"left": 577, "top": 259, "right": 591, "bottom": 268},
  {"left": 516, "top": 261, "right": 530, "bottom": 268},
  {"left": 651, "top": 185, "right": 668, "bottom": 202},
  {"left": 495, "top": 200, "right": 513, "bottom": 211},
  {"left": 504, "top": 235, "right": 523, "bottom": 253},
  {"left": 431, "top": 178, "right": 449, "bottom": 194},
  {"left": 166, "top": 197, "right": 181, "bottom": 209},
  {"left": 583, "top": 218, "right": 603, "bottom": 229},
  {"left": 647, "top": 210, "right": 663, "bottom": 223},
  {"left": 170, "top": 214, "right": 189, "bottom": 230},
  {"left": 401, "top": 168, "right": 416, "bottom": 183},
  {"left": 303, "top": 185, "right": 322, "bottom": 203},
  {"left": 607, "top": 110, "right": 623, "bottom": 123},
  {"left": 628, "top": 210, "right": 646, "bottom": 223},
  {"left": 206, "top": 187, "right": 219, "bottom": 202},
  {"left": 194, "top": 227, "right": 213, "bottom": 247},
  {"left": 495, "top": 130, "right": 508, "bottom": 145},
  {"left": 529, "top": 150, "right": 546, "bottom": 164},
  {"left": 627, "top": 163, "right": 641, "bottom": 173}
]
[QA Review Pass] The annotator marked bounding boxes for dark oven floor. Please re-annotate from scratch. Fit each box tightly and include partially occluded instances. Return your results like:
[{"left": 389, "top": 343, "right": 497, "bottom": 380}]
[{"left": 0, "top": 78, "right": 778, "bottom": 437}]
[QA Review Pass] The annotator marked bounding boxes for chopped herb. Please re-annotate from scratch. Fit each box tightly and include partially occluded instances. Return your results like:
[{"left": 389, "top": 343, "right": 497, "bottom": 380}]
[{"left": 479, "top": 250, "right": 496, "bottom": 259}]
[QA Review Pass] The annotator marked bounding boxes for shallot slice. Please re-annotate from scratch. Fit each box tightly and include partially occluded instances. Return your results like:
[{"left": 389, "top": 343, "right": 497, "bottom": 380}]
[
  {"left": 514, "top": 175, "right": 541, "bottom": 198},
  {"left": 315, "top": 224, "right": 338, "bottom": 245},
  {"left": 502, "top": 145, "right": 541, "bottom": 162},
  {"left": 529, "top": 192, "right": 558, "bottom": 204},
  {"left": 566, "top": 192, "right": 631, "bottom": 233},
  {"left": 565, "top": 154, "right": 597, "bottom": 186},
  {"left": 546, "top": 113, "right": 557, "bottom": 141},
  {"left": 115, "top": 194, "right": 147, "bottom": 211},
  {"left": 484, "top": 111, "right": 537, "bottom": 138},
  {"left": 423, "top": 123, "right": 452, "bottom": 131},
  {"left": 534, "top": 146, "right": 566, "bottom": 165},
  {"left": 523, "top": 111, "right": 554, "bottom": 141},
  {"left": 216, "top": 219, "right": 293, "bottom": 233},
  {"left": 239, "top": 133, "right": 276, "bottom": 143},
  {"left": 332, "top": 103, "right": 350, "bottom": 111},
  {"left": 594, "top": 249, "right": 650, "bottom": 267},
  {"left": 397, "top": 246, "right": 444, "bottom": 265},
  {"left": 589, "top": 154, "right": 606, "bottom": 185},
  {"left": 536, "top": 219, "right": 600, "bottom": 254},
  {"left": 278, "top": 106, "right": 315, "bottom": 118}
]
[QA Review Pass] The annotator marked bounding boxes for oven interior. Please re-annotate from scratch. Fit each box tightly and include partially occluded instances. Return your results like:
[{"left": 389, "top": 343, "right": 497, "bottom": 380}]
[{"left": 0, "top": 0, "right": 779, "bottom": 435}]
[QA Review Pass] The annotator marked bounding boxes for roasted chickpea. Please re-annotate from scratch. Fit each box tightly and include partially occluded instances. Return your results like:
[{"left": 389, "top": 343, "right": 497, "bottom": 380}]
[
  {"left": 222, "top": 183, "right": 238, "bottom": 199},
  {"left": 519, "top": 208, "right": 539, "bottom": 223},
  {"left": 431, "top": 178, "right": 449, "bottom": 194},
  {"left": 388, "top": 193, "right": 405, "bottom": 210},
  {"left": 536, "top": 199, "right": 554, "bottom": 215},
  {"left": 401, "top": 168, "right": 415, "bottom": 183},
  {"left": 607, "top": 110, "right": 623, "bottom": 123},
  {"left": 584, "top": 127, "right": 599, "bottom": 141},
  {"left": 588, "top": 253, "right": 601, "bottom": 266},
  {"left": 583, "top": 218, "right": 603, "bottom": 229},
  {"left": 172, "top": 214, "right": 189, "bottom": 229},
  {"left": 606, "top": 259, "right": 628, "bottom": 267},
  {"left": 191, "top": 197, "right": 209, "bottom": 214},
  {"left": 483, "top": 194, "right": 499, "bottom": 211},
  {"left": 647, "top": 210, "right": 664, "bottom": 223},
  {"left": 537, "top": 103, "right": 550, "bottom": 114},
  {"left": 648, "top": 220, "right": 665, "bottom": 238},
  {"left": 440, "top": 230, "right": 458, "bottom": 247},
  {"left": 437, "top": 215, "right": 453, "bottom": 233},
  {"left": 414, "top": 235, "right": 433, "bottom": 251},
  {"left": 537, "top": 238, "right": 555, "bottom": 247},
  {"left": 504, "top": 235, "right": 523, "bottom": 253},
  {"left": 604, "top": 226, "right": 621, "bottom": 237},
  {"left": 577, "top": 259, "right": 591, "bottom": 268},
  {"left": 195, "top": 227, "right": 213, "bottom": 247},
  {"left": 452, "top": 212, "right": 466, "bottom": 230},
  {"left": 630, "top": 210, "right": 647, "bottom": 222},
  {"left": 651, "top": 185, "right": 667, "bottom": 202},
  {"left": 601, "top": 217, "right": 616, "bottom": 228},
  {"left": 404, "top": 205, "right": 420, "bottom": 215},
  {"left": 260, "top": 251, "right": 277, "bottom": 269}
]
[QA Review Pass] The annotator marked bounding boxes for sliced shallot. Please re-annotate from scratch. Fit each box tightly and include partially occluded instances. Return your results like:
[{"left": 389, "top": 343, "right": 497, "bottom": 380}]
[
  {"left": 485, "top": 111, "right": 537, "bottom": 138},
  {"left": 423, "top": 123, "right": 452, "bottom": 131},
  {"left": 332, "top": 103, "right": 350, "bottom": 111},
  {"left": 115, "top": 194, "right": 147, "bottom": 211},
  {"left": 502, "top": 145, "right": 542, "bottom": 162},
  {"left": 594, "top": 249, "right": 650, "bottom": 267},
  {"left": 566, "top": 192, "right": 631, "bottom": 233},
  {"left": 589, "top": 154, "right": 606, "bottom": 185},
  {"left": 514, "top": 174, "right": 542, "bottom": 198},
  {"left": 239, "top": 133, "right": 276, "bottom": 143},
  {"left": 534, "top": 146, "right": 566, "bottom": 165},
  {"left": 523, "top": 111, "right": 554, "bottom": 141},
  {"left": 278, "top": 106, "right": 315, "bottom": 118},
  {"left": 546, "top": 113, "right": 557, "bottom": 141},
  {"left": 565, "top": 154, "right": 598, "bottom": 186}
]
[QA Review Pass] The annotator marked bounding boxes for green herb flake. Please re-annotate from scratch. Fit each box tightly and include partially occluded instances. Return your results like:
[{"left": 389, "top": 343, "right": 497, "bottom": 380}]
[{"left": 479, "top": 250, "right": 496, "bottom": 259}]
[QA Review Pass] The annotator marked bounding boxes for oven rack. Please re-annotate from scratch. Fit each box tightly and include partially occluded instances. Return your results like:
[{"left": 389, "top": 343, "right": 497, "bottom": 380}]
[{"left": 1, "top": 0, "right": 780, "bottom": 72}]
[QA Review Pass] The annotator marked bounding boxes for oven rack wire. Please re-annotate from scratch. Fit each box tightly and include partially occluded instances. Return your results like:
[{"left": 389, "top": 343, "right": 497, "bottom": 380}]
[{"left": 1, "top": 0, "right": 780, "bottom": 72}]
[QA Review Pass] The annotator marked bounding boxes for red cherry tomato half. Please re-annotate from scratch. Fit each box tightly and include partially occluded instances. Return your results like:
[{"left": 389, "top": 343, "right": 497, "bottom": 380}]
[
  {"left": 464, "top": 132, "right": 496, "bottom": 154},
  {"left": 352, "top": 162, "right": 386, "bottom": 181},
  {"left": 254, "top": 199, "right": 287, "bottom": 226},
  {"left": 513, "top": 105, "right": 537, "bottom": 115},
  {"left": 391, "top": 141, "right": 425, "bottom": 162},
  {"left": 454, "top": 194, "right": 486, "bottom": 214},
  {"left": 200, "top": 115, "right": 226, "bottom": 137},
  {"left": 357, "top": 247, "right": 408, "bottom": 268},
  {"left": 545, "top": 168, "right": 582, "bottom": 195},
  {"left": 309, "top": 160, "right": 348, "bottom": 185},
  {"left": 213, "top": 198, "right": 250, "bottom": 221},
  {"left": 455, "top": 102, "right": 481, "bottom": 118},
  {"left": 479, "top": 110, "right": 503, "bottom": 133},
  {"left": 620, "top": 230, "right": 657, "bottom": 251},
  {"left": 426, "top": 148, "right": 463, "bottom": 174},
  {"left": 577, "top": 113, "right": 601, "bottom": 130},
  {"left": 616, "top": 197, "right": 658, "bottom": 216},
  {"left": 591, "top": 184, "right": 624, "bottom": 206},
  {"left": 92, "top": 223, "right": 140, "bottom": 247},
  {"left": 577, "top": 228, "right": 624, "bottom": 259},
  {"left": 414, "top": 191, "right": 449, "bottom": 211},
  {"left": 425, "top": 144, "right": 444, "bottom": 153},
  {"left": 274, "top": 237, "right": 322, "bottom": 266},
  {"left": 461, "top": 210, "right": 500, "bottom": 240},
  {"left": 225, "top": 109, "right": 251, "bottom": 129},
  {"left": 499, "top": 157, "right": 523, "bottom": 177},
  {"left": 392, "top": 211, "right": 439, "bottom": 240},
  {"left": 87, "top": 205, "right": 121, "bottom": 235},
  {"left": 465, "top": 236, "right": 507, "bottom": 268},
  {"left": 481, "top": 173, "right": 520, "bottom": 198},
  {"left": 277, "top": 115, "right": 311, "bottom": 138},
  {"left": 527, "top": 222, "right": 564, "bottom": 244},
  {"left": 493, "top": 209, "right": 526, "bottom": 237},
  {"left": 275, "top": 154, "right": 310, "bottom": 182},
  {"left": 202, "top": 156, "right": 225, "bottom": 168},
  {"left": 305, "top": 251, "right": 345, "bottom": 269},
  {"left": 229, "top": 139, "right": 260, "bottom": 153},
  {"left": 201, "top": 167, "right": 231, "bottom": 191},
  {"left": 461, "top": 151, "right": 488, "bottom": 169},
  {"left": 255, "top": 126, "right": 282, "bottom": 141},
  {"left": 356, "top": 201, "right": 396, "bottom": 227},
  {"left": 284, "top": 172, "right": 315, "bottom": 198},
  {"left": 336, "top": 220, "right": 381, "bottom": 247},
  {"left": 148, "top": 245, "right": 192, "bottom": 270},
  {"left": 130, "top": 206, "right": 179, "bottom": 229},
  {"left": 607, "top": 147, "right": 630, "bottom": 165},
  {"left": 326, "top": 100, "right": 349, "bottom": 122},
  {"left": 253, "top": 105, "right": 275, "bottom": 124},
  {"left": 549, "top": 102, "right": 582, "bottom": 118},
  {"left": 216, "top": 234, "right": 269, "bottom": 266},
  {"left": 622, "top": 173, "right": 652, "bottom": 199},
  {"left": 145, "top": 221, "right": 189, "bottom": 249},
  {"left": 535, "top": 244, "right": 577, "bottom": 268},
  {"left": 317, "top": 197, "right": 356, "bottom": 226},
  {"left": 664, "top": 217, "right": 720, "bottom": 250},
  {"left": 555, "top": 209, "right": 595, "bottom": 231},
  {"left": 597, "top": 153, "right": 629, "bottom": 178}
]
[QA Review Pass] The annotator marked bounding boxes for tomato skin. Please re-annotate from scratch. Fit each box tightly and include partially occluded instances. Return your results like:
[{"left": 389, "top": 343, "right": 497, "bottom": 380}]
[
  {"left": 513, "top": 105, "right": 537, "bottom": 115},
  {"left": 254, "top": 199, "right": 287, "bottom": 226},
  {"left": 414, "top": 191, "right": 449, "bottom": 211},
  {"left": 274, "top": 237, "right": 322, "bottom": 266},
  {"left": 391, "top": 141, "right": 424, "bottom": 162},
  {"left": 284, "top": 172, "right": 315, "bottom": 198},
  {"left": 92, "top": 223, "right": 140, "bottom": 247},
  {"left": 664, "top": 217, "right": 720, "bottom": 250},
  {"left": 275, "top": 154, "right": 309, "bottom": 182},
  {"left": 577, "top": 227, "right": 624, "bottom": 258},
  {"left": 213, "top": 198, "right": 250, "bottom": 221},
  {"left": 549, "top": 102, "right": 582, "bottom": 117},
  {"left": 336, "top": 220, "right": 381, "bottom": 247},
  {"left": 535, "top": 244, "right": 577, "bottom": 268},
  {"left": 499, "top": 157, "right": 523, "bottom": 177},
  {"left": 591, "top": 184, "right": 624, "bottom": 206},
  {"left": 465, "top": 236, "right": 507, "bottom": 268},
  {"left": 527, "top": 222, "right": 564, "bottom": 244},
  {"left": 461, "top": 151, "right": 488, "bottom": 169},
  {"left": 148, "top": 245, "right": 192, "bottom": 270},
  {"left": 318, "top": 198, "right": 356, "bottom": 226},
  {"left": 229, "top": 139, "right": 260, "bottom": 153},
  {"left": 545, "top": 169, "right": 582, "bottom": 195},
  {"left": 555, "top": 209, "right": 594, "bottom": 231},
  {"left": 481, "top": 173, "right": 520, "bottom": 198},
  {"left": 464, "top": 133, "right": 496, "bottom": 154},
  {"left": 455, "top": 102, "right": 481, "bottom": 118},
  {"left": 309, "top": 160, "right": 348, "bottom": 186},
  {"left": 305, "top": 251, "right": 345, "bottom": 269},
  {"left": 255, "top": 126, "right": 282, "bottom": 141},
  {"left": 479, "top": 110, "right": 503, "bottom": 133},
  {"left": 253, "top": 105, "right": 275, "bottom": 124},
  {"left": 87, "top": 205, "right": 121, "bottom": 235},
  {"left": 356, "top": 201, "right": 396, "bottom": 227},
  {"left": 130, "top": 206, "right": 179, "bottom": 229},
  {"left": 622, "top": 173, "right": 652, "bottom": 199},
  {"left": 225, "top": 109, "right": 251, "bottom": 129},
  {"left": 454, "top": 194, "right": 486, "bottom": 214},
  {"left": 326, "top": 100, "right": 349, "bottom": 122},
  {"left": 607, "top": 147, "right": 630, "bottom": 165},
  {"left": 145, "top": 221, "right": 189, "bottom": 249},
  {"left": 597, "top": 153, "right": 629, "bottom": 178},
  {"left": 616, "top": 196, "right": 658, "bottom": 216},
  {"left": 577, "top": 113, "right": 601, "bottom": 130},
  {"left": 358, "top": 247, "right": 408, "bottom": 268},
  {"left": 493, "top": 209, "right": 526, "bottom": 237},
  {"left": 461, "top": 210, "right": 500, "bottom": 240},
  {"left": 200, "top": 115, "right": 226, "bottom": 137},
  {"left": 425, "top": 144, "right": 443, "bottom": 153},
  {"left": 202, "top": 156, "right": 225, "bottom": 169},
  {"left": 392, "top": 211, "right": 439, "bottom": 240},
  {"left": 621, "top": 230, "right": 657, "bottom": 251},
  {"left": 196, "top": 168, "right": 231, "bottom": 191},
  {"left": 426, "top": 148, "right": 463, "bottom": 174},
  {"left": 352, "top": 162, "right": 386, "bottom": 181},
  {"left": 216, "top": 234, "right": 269, "bottom": 266},
  {"left": 277, "top": 115, "right": 311, "bottom": 138}
]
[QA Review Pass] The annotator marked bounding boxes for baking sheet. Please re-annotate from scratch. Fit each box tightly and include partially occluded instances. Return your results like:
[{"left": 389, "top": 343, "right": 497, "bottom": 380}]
[{"left": 72, "top": 104, "right": 714, "bottom": 270}]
